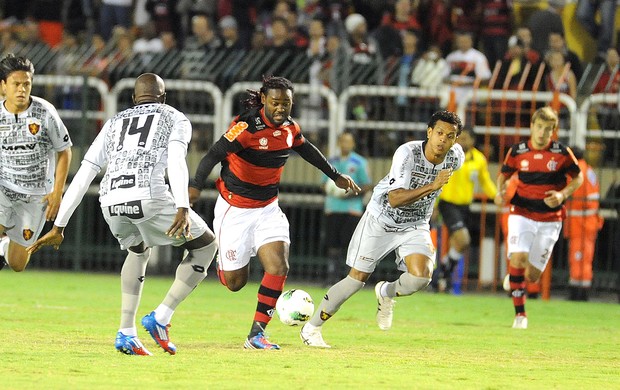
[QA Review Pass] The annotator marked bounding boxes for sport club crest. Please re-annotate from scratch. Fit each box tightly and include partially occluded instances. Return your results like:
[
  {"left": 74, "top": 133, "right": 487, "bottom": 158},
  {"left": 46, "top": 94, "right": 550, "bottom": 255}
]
[
  {"left": 27, "top": 118, "right": 41, "bottom": 135},
  {"left": 23, "top": 228, "right": 34, "bottom": 241}
]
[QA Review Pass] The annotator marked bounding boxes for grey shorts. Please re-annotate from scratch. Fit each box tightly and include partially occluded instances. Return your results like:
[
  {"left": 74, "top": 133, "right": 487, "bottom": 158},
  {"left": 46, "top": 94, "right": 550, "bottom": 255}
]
[
  {"left": 0, "top": 187, "right": 47, "bottom": 247},
  {"left": 102, "top": 194, "right": 210, "bottom": 250},
  {"left": 346, "top": 212, "right": 436, "bottom": 273}
]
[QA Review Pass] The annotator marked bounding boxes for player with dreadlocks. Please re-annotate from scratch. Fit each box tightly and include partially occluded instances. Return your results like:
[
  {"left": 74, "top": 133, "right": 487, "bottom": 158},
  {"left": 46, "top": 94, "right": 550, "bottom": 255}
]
[{"left": 190, "top": 75, "right": 360, "bottom": 350}]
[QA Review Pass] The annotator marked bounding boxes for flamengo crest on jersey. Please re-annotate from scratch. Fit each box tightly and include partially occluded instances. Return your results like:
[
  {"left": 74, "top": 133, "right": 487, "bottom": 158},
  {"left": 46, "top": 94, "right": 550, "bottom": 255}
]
[
  {"left": 366, "top": 141, "right": 465, "bottom": 231},
  {"left": 84, "top": 103, "right": 191, "bottom": 207},
  {"left": 0, "top": 96, "right": 72, "bottom": 195}
]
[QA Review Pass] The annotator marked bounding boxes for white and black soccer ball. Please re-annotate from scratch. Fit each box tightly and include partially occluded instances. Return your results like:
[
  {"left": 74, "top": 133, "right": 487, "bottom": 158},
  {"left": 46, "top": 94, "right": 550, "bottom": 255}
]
[{"left": 276, "top": 289, "right": 315, "bottom": 326}]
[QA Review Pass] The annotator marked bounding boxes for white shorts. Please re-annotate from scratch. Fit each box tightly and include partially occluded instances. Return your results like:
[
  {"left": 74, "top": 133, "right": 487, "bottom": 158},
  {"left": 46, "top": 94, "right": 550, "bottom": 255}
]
[
  {"left": 346, "top": 211, "right": 436, "bottom": 273},
  {"left": 102, "top": 193, "right": 210, "bottom": 250},
  {"left": 507, "top": 214, "right": 562, "bottom": 271},
  {"left": 214, "top": 195, "right": 290, "bottom": 271},
  {"left": 0, "top": 187, "right": 46, "bottom": 247}
]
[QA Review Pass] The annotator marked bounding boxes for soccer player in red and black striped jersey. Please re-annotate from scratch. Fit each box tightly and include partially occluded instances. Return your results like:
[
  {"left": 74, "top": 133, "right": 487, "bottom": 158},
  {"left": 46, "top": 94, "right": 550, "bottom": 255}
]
[
  {"left": 189, "top": 76, "right": 360, "bottom": 349},
  {"left": 494, "top": 107, "right": 583, "bottom": 329}
]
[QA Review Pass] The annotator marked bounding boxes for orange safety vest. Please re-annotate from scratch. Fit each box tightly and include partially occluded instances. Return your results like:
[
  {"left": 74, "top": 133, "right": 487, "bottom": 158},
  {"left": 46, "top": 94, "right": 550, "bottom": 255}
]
[{"left": 564, "top": 159, "right": 603, "bottom": 236}]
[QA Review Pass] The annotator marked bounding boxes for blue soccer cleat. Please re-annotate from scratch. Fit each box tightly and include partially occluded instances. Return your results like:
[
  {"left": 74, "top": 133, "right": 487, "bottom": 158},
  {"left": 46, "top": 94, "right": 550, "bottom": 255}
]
[
  {"left": 115, "top": 332, "right": 152, "bottom": 356},
  {"left": 141, "top": 311, "right": 177, "bottom": 355},
  {"left": 244, "top": 332, "right": 280, "bottom": 350}
]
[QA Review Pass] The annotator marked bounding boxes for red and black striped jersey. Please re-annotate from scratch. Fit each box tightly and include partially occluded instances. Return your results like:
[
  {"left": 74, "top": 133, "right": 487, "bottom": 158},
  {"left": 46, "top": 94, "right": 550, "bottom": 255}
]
[
  {"left": 216, "top": 107, "right": 305, "bottom": 208},
  {"left": 500, "top": 140, "right": 580, "bottom": 222}
]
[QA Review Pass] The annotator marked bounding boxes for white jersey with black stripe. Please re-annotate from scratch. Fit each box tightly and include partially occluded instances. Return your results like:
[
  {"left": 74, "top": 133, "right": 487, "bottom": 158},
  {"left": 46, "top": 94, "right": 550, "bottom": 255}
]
[
  {"left": 0, "top": 96, "right": 72, "bottom": 195},
  {"left": 366, "top": 141, "right": 464, "bottom": 231},
  {"left": 83, "top": 103, "right": 191, "bottom": 207}
]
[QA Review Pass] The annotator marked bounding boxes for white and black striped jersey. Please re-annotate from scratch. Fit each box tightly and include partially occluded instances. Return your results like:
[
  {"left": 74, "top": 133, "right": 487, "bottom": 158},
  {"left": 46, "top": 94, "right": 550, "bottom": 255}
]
[
  {"left": 0, "top": 96, "right": 72, "bottom": 195},
  {"left": 366, "top": 141, "right": 465, "bottom": 231},
  {"left": 83, "top": 103, "right": 191, "bottom": 207}
]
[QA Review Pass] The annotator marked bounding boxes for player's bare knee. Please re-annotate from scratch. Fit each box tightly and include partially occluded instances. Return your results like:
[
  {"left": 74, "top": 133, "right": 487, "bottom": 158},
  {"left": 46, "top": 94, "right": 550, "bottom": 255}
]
[
  {"left": 394, "top": 273, "right": 431, "bottom": 296},
  {"left": 226, "top": 279, "right": 247, "bottom": 292}
]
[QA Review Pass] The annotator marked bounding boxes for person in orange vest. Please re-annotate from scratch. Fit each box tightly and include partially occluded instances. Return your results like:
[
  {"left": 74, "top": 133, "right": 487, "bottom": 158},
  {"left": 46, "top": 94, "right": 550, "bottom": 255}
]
[{"left": 564, "top": 146, "right": 604, "bottom": 301}]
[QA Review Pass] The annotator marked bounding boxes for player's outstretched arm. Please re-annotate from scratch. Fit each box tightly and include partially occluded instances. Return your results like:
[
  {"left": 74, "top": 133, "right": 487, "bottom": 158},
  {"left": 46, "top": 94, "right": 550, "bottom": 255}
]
[
  {"left": 334, "top": 174, "right": 361, "bottom": 195},
  {"left": 27, "top": 226, "right": 65, "bottom": 254},
  {"left": 43, "top": 148, "right": 72, "bottom": 221}
]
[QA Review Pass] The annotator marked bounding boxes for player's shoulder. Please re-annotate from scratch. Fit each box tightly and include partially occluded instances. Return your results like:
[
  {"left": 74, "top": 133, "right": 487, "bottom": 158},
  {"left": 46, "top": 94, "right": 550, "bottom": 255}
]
[
  {"left": 30, "top": 95, "right": 60, "bottom": 114},
  {"left": 509, "top": 141, "right": 530, "bottom": 156},
  {"left": 548, "top": 141, "right": 571, "bottom": 155}
]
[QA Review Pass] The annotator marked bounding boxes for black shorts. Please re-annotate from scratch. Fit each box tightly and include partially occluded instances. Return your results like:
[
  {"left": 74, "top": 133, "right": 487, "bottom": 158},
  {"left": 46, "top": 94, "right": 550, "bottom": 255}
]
[
  {"left": 438, "top": 200, "right": 470, "bottom": 233},
  {"left": 325, "top": 213, "right": 361, "bottom": 250}
]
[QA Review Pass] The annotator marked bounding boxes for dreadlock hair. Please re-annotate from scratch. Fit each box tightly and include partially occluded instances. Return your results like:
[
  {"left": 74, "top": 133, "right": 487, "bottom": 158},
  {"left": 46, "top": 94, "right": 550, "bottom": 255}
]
[
  {"left": 427, "top": 110, "right": 463, "bottom": 136},
  {"left": 0, "top": 54, "right": 35, "bottom": 82},
  {"left": 242, "top": 75, "right": 294, "bottom": 110}
]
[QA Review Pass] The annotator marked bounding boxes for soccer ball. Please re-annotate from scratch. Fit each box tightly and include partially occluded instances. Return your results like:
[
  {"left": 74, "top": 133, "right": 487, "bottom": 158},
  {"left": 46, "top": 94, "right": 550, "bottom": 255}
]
[{"left": 275, "top": 289, "right": 315, "bottom": 326}]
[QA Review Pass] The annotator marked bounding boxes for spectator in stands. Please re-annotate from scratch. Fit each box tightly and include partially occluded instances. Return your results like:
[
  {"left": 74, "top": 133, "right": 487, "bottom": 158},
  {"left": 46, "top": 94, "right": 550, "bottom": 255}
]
[
  {"left": 344, "top": 13, "right": 377, "bottom": 65},
  {"left": 495, "top": 35, "right": 539, "bottom": 126},
  {"left": 375, "top": 0, "right": 422, "bottom": 59},
  {"left": 450, "top": 0, "right": 480, "bottom": 39},
  {"left": 184, "top": 14, "right": 221, "bottom": 51},
  {"left": 515, "top": 26, "right": 540, "bottom": 65},
  {"left": 592, "top": 47, "right": 620, "bottom": 130},
  {"left": 219, "top": 15, "right": 244, "bottom": 50},
  {"left": 267, "top": 17, "right": 297, "bottom": 51},
  {"left": 444, "top": 30, "right": 492, "bottom": 105},
  {"left": 0, "top": 55, "right": 73, "bottom": 272},
  {"left": 175, "top": 0, "right": 217, "bottom": 43},
  {"left": 145, "top": 0, "right": 183, "bottom": 43},
  {"left": 544, "top": 50, "right": 577, "bottom": 99},
  {"left": 394, "top": 29, "right": 419, "bottom": 119},
  {"left": 576, "top": 0, "right": 617, "bottom": 63},
  {"left": 160, "top": 31, "right": 178, "bottom": 52},
  {"left": 548, "top": 31, "right": 583, "bottom": 81},
  {"left": 189, "top": 76, "right": 360, "bottom": 350},
  {"left": 382, "top": 0, "right": 422, "bottom": 33},
  {"left": 479, "top": 0, "right": 512, "bottom": 68},
  {"left": 433, "top": 128, "right": 497, "bottom": 293},
  {"left": 99, "top": 0, "right": 133, "bottom": 40},
  {"left": 411, "top": 45, "right": 449, "bottom": 90},
  {"left": 322, "top": 132, "right": 373, "bottom": 286},
  {"left": 544, "top": 50, "right": 576, "bottom": 130},
  {"left": 28, "top": 73, "right": 218, "bottom": 357},
  {"left": 526, "top": 2, "right": 564, "bottom": 56},
  {"left": 250, "top": 26, "right": 268, "bottom": 51},
  {"left": 421, "top": 0, "right": 453, "bottom": 56},
  {"left": 133, "top": 21, "right": 164, "bottom": 53}
]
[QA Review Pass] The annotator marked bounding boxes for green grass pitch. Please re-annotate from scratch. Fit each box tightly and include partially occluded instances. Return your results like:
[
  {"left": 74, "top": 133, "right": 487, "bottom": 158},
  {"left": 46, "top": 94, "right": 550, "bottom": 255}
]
[{"left": 1, "top": 271, "right": 619, "bottom": 389}]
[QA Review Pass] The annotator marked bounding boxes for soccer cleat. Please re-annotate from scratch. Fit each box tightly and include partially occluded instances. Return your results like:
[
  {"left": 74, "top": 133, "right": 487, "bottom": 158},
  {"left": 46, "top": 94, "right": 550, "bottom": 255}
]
[
  {"left": 374, "top": 281, "right": 396, "bottom": 331},
  {"left": 503, "top": 274, "right": 510, "bottom": 292},
  {"left": 300, "top": 323, "right": 331, "bottom": 348},
  {"left": 512, "top": 315, "right": 528, "bottom": 329},
  {"left": 115, "top": 332, "right": 152, "bottom": 356},
  {"left": 244, "top": 332, "right": 280, "bottom": 350},
  {"left": 141, "top": 311, "right": 177, "bottom": 355}
]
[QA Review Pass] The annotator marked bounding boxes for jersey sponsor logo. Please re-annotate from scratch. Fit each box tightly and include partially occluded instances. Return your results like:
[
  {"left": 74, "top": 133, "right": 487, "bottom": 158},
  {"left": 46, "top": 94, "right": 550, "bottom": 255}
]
[
  {"left": 273, "top": 130, "right": 281, "bottom": 137},
  {"left": 547, "top": 159, "right": 558, "bottom": 171},
  {"left": 110, "top": 174, "right": 136, "bottom": 190},
  {"left": 534, "top": 153, "right": 543, "bottom": 159},
  {"left": 223, "top": 121, "right": 248, "bottom": 142},
  {"left": 259, "top": 137, "right": 268, "bottom": 149},
  {"left": 2, "top": 143, "right": 37, "bottom": 150},
  {"left": 108, "top": 200, "right": 144, "bottom": 219},
  {"left": 23, "top": 229, "right": 34, "bottom": 241},
  {"left": 520, "top": 160, "right": 529, "bottom": 171}
]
